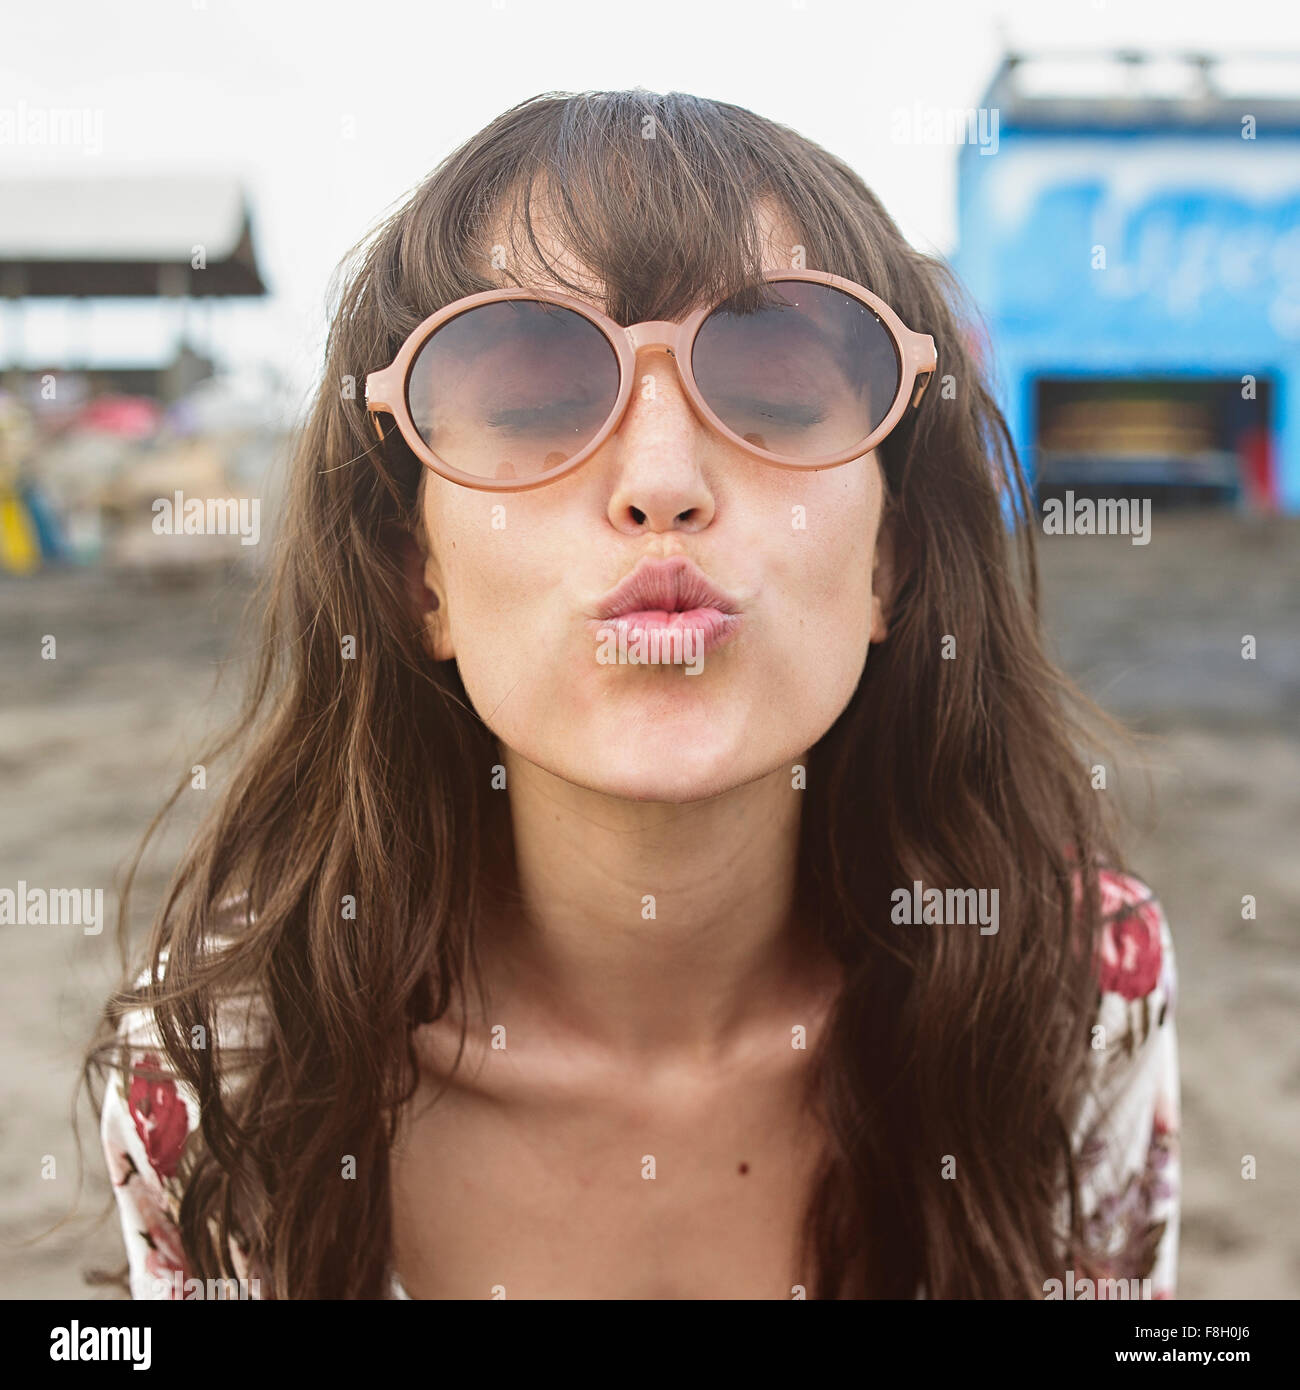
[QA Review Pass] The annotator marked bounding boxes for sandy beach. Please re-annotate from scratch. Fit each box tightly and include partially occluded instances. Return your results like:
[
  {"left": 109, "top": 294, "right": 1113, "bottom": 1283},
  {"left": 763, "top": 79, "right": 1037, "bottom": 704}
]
[{"left": 1, "top": 511, "right": 1296, "bottom": 1298}]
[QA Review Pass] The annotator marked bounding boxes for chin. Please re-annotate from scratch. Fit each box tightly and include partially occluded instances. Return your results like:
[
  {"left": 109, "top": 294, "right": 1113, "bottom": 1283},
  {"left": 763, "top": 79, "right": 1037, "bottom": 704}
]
[{"left": 566, "top": 730, "right": 761, "bottom": 804}]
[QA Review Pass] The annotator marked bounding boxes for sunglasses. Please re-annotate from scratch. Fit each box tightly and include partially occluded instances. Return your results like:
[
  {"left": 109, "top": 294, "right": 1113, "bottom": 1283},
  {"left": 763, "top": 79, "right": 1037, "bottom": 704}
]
[{"left": 365, "top": 269, "right": 937, "bottom": 492}]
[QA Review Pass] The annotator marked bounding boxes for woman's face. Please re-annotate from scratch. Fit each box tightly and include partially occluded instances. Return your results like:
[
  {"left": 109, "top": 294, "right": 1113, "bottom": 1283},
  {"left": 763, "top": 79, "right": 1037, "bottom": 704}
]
[{"left": 411, "top": 213, "right": 895, "bottom": 803}]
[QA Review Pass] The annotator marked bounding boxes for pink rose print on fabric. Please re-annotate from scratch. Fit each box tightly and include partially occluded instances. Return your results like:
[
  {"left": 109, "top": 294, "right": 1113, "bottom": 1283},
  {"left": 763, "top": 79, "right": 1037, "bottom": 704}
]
[
  {"left": 1094, "top": 871, "right": 1163, "bottom": 1001},
  {"left": 137, "top": 1185, "right": 192, "bottom": 1294},
  {"left": 107, "top": 1144, "right": 193, "bottom": 1296},
  {"left": 127, "top": 1053, "right": 190, "bottom": 1181}
]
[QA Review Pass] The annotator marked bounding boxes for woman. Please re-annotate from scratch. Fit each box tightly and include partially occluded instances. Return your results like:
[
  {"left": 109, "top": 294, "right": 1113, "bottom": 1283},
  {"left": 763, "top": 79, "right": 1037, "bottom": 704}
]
[{"left": 86, "top": 88, "right": 1179, "bottom": 1300}]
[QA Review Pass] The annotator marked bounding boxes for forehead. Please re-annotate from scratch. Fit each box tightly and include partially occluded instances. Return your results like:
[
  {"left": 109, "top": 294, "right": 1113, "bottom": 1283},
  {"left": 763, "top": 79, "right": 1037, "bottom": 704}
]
[{"left": 478, "top": 197, "right": 806, "bottom": 310}]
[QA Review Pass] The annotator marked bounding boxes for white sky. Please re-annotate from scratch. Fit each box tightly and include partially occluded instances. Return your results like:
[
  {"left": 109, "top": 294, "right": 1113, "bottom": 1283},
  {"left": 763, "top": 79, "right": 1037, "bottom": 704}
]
[{"left": 4, "top": 0, "right": 1299, "bottom": 402}]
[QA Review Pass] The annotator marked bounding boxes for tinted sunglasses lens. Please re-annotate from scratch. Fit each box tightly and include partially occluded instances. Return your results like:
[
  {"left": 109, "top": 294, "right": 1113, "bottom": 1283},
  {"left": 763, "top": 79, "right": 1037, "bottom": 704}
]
[
  {"left": 407, "top": 300, "right": 620, "bottom": 481},
  {"left": 691, "top": 281, "right": 901, "bottom": 460}
]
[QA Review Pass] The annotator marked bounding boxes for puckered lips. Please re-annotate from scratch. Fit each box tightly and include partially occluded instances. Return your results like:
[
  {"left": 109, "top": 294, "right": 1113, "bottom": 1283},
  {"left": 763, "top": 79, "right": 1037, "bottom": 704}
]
[{"left": 589, "top": 556, "right": 743, "bottom": 659}]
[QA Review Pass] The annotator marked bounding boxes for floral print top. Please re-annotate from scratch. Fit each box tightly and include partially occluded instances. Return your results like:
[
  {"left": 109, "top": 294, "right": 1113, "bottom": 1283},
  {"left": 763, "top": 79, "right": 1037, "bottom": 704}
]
[
  {"left": 100, "top": 869, "right": 1180, "bottom": 1300},
  {"left": 1067, "top": 869, "right": 1181, "bottom": 1299}
]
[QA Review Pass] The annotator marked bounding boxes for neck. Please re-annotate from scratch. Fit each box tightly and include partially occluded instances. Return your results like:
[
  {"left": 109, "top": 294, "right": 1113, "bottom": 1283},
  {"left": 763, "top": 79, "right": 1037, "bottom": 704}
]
[{"left": 480, "top": 747, "right": 826, "bottom": 1063}]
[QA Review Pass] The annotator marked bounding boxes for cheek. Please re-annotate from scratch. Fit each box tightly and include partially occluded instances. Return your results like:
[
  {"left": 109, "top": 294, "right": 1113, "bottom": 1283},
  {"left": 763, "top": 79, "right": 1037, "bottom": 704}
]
[
  {"left": 422, "top": 487, "right": 577, "bottom": 720},
  {"left": 755, "top": 465, "right": 877, "bottom": 704}
]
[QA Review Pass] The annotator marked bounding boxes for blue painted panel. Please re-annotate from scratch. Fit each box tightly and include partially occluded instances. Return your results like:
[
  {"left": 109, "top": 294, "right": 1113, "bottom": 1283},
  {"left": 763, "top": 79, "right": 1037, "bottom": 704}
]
[{"left": 954, "top": 132, "right": 1300, "bottom": 506}]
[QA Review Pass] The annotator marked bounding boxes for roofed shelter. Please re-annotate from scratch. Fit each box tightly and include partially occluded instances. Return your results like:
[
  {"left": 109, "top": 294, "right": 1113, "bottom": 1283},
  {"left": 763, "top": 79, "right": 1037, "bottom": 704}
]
[{"left": 0, "top": 174, "right": 267, "bottom": 398}]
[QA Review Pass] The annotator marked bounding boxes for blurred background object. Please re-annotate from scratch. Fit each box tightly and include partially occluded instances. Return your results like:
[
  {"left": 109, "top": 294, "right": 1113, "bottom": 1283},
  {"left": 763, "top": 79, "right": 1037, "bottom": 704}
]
[
  {"left": 0, "top": 174, "right": 284, "bottom": 576},
  {"left": 955, "top": 49, "right": 1300, "bottom": 513}
]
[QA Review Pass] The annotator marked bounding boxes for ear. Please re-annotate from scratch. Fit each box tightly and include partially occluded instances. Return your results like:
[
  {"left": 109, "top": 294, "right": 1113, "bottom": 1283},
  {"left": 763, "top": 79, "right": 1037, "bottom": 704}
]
[
  {"left": 869, "top": 508, "right": 899, "bottom": 645},
  {"left": 399, "top": 523, "right": 455, "bottom": 662}
]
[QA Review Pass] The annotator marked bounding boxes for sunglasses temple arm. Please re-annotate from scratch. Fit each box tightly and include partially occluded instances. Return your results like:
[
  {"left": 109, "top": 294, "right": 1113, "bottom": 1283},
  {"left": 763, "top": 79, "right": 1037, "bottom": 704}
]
[{"left": 908, "top": 333, "right": 939, "bottom": 407}]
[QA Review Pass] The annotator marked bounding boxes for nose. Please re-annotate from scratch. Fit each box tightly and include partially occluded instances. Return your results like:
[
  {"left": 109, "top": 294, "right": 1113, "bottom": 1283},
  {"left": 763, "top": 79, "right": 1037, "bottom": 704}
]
[{"left": 603, "top": 339, "right": 717, "bottom": 535}]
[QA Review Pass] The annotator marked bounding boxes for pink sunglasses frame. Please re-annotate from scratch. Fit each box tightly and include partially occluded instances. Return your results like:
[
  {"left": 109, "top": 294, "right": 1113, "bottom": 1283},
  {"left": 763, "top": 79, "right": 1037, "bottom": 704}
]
[{"left": 365, "top": 268, "right": 938, "bottom": 493}]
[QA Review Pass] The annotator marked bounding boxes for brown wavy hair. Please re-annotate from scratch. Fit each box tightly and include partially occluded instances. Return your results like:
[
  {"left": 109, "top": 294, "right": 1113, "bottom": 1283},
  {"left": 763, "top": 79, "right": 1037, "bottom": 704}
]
[{"left": 82, "top": 88, "right": 1140, "bottom": 1298}]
